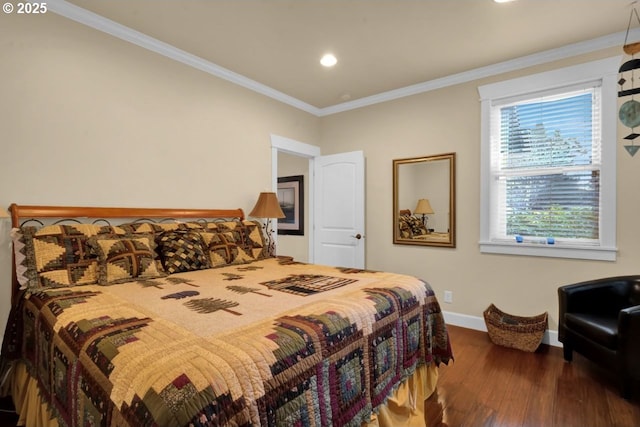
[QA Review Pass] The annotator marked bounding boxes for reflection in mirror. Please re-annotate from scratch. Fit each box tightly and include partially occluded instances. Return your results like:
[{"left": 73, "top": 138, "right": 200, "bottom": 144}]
[{"left": 393, "top": 153, "right": 456, "bottom": 247}]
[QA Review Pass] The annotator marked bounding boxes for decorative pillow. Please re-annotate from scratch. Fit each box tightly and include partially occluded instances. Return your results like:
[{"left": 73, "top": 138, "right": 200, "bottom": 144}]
[
  {"left": 241, "top": 220, "right": 269, "bottom": 259},
  {"left": 11, "top": 228, "right": 30, "bottom": 289},
  {"left": 88, "top": 236, "right": 166, "bottom": 285},
  {"left": 407, "top": 216, "right": 428, "bottom": 236},
  {"left": 215, "top": 220, "right": 268, "bottom": 260},
  {"left": 398, "top": 216, "right": 413, "bottom": 239},
  {"left": 156, "top": 230, "right": 211, "bottom": 274},
  {"left": 119, "top": 221, "right": 204, "bottom": 235},
  {"left": 202, "top": 222, "right": 219, "bottom": 232},
  {"left": 13, "top": 224, "right": 126, "bottom": 290},
  {"left": 118, "top": 222, "right": 162, "bottom": 235},
  {"left": 199, "top": 231, "right": 255, "bottom": 267}
]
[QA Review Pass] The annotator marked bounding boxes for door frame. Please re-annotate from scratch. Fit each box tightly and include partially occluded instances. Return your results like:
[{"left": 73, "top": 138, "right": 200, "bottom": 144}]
[{"left": 270, "top": 134, "right": 321, "bottom": 263}]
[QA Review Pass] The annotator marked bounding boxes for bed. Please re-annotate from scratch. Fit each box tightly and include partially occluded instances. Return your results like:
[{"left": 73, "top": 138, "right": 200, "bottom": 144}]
[
  {"left": 0, "top": 204, "right": 453, "bottom": 427},
  {"left": 398, "top": 210, "right": 450, "bottom": 243}
]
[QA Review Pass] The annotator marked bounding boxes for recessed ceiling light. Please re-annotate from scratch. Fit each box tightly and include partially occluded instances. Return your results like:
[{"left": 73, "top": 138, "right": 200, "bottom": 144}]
[
  {"left": 320, "top": 53, "right": 337, "bottom": 67},
  {"left": 494, "top": 0, "right": 516, "bottom": 3}
]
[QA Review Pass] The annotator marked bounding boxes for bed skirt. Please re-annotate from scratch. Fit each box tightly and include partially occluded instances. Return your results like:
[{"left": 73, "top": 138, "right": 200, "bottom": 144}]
[{"left": 4, "top": 361, "right": 438, "bottom": 427}]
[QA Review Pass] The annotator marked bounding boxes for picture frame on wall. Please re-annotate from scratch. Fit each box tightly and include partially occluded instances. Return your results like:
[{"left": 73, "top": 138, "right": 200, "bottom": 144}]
[{"left": 277, "top": 175, "right": 304, "bottom": 235}]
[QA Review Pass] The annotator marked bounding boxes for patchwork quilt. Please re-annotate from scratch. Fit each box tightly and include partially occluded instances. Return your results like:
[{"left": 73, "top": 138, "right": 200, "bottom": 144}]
[{"left": 2, "top": 257, "right": 452, "bottom": 427}]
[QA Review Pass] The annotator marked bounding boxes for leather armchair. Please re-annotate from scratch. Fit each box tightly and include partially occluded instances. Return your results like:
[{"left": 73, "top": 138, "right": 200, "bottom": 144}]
[{"left": 558, "top": 275, "right": 640, "bottom": 398}]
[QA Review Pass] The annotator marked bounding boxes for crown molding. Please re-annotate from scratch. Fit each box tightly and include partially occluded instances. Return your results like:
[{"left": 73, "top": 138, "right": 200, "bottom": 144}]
[
  {"left": 48, "top": 0, "right": 638, "bottom": 118},
  {"left": 318, "top": 29, "right": 639, "bottom": 116}
]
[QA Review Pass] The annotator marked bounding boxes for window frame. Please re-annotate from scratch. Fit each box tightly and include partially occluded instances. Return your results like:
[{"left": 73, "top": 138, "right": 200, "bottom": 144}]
[{"left": 478, "top": 57, "right": 620, "bottom": 261}]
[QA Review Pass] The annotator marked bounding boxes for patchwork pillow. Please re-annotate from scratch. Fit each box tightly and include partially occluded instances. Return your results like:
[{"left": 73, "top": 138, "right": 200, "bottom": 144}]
[
  {"left": 119, "top": 221, "right": 204, "bottom": 235},
  {"left": 407, "top": 216, "right": 428, "bottom": 236},
  {"left": 398, "top": 216, "right": 413, "bottom": 239},
  {"left": 13, "top": 224, "right": 126, "bottom": 290},
  {"left": 202, "top": 222, "right": 219, "bottom": 232},
  {"left": 199, "top": 231, "right": 255, "bottom": 267},
  {"left": 241, "top": 220, "right": 269, "bottom": 259},
  {"left": 88, "top": 235, "right": 166, "bottom": 285},
  {"left": 157, "top": 230, "right": 211, "bottom": 274},
  {"left": 11, "top": 228, "right": 29, "bottom": 288},
  {"left": 215, "top": 220, "right": 268, "bottom": 260}
]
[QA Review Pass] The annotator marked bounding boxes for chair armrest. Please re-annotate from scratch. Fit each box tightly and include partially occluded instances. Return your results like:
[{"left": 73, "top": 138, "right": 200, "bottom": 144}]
[
  {"left": 619, "top": 305, "right": 640, "bottom": 378},
  {"left": 619, "top": 304, "right": 640, "bottom": 338}
]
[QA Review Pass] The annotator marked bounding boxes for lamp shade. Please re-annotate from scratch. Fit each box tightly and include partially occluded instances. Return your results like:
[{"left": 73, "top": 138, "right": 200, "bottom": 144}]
[
  {"left": 414, "top": 199, "right": 434, "bottom": 215},
  {"left": 249, "top": 192, "right": 286, "bottom": 218}
]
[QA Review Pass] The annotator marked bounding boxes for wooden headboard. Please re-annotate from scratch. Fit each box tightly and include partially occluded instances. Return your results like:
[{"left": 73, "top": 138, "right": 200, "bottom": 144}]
[{"left": 8, "top": 204, "right": 245, "bottom": 302}]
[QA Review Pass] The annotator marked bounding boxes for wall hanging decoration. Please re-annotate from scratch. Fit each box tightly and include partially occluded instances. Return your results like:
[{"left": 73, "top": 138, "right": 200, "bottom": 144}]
[
  {"left": 277, "top": 175, "right": 304, "bottom": 236},
  {"left": 619, "top": 6, "right": 640, "bottom": 156}
]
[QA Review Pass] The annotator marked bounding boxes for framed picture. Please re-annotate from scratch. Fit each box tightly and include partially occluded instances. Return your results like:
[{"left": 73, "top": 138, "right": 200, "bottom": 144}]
[{"left": 277, "top": 175, "right": 304, "bottom": 235}]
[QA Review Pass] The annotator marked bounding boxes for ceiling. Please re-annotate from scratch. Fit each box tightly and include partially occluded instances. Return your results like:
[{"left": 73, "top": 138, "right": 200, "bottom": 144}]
[{"left": 61, "top": 0, "right": 637, "bottom": 113}]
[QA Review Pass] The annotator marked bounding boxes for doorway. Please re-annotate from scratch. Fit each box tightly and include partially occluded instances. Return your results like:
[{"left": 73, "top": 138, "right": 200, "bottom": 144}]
[
  {"left": 270, "top": 134, "right": 365, "bottom": 268},
  {"left": 271, "top": 134, "right": 319, "bottom": 262}
]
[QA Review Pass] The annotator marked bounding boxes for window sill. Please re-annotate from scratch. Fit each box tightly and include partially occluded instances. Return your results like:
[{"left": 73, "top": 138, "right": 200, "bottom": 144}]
[{"left": 479, "top": 241, "right": 617, "bottom": 261}]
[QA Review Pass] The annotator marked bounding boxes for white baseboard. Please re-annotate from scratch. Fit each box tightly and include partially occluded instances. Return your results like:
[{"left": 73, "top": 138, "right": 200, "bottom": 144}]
[{"left": 442, "top": 310, "right": 561, "bottom": 348}]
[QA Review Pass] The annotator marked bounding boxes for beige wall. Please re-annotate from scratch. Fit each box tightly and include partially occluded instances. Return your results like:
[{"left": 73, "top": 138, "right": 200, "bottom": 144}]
[
  {"left": 319, "top": 48, "right": 640, "bottom": 332},
  {"left": 0, "top": 13, "right": 319, "bottom": 342},
  {"left": 2, "top": 12, "right": 638, "bottom": 347}
]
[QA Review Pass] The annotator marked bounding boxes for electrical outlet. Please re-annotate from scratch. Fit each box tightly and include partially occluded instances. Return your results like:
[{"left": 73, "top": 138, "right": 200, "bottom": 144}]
[{"left": 443, "top": 290, "right": 453, "bottom": 304}]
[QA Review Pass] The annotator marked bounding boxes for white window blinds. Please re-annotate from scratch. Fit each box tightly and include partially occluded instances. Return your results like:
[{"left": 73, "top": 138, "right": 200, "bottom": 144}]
[{"left": 489, "top": 84, "right": 602, "bottom": 244}]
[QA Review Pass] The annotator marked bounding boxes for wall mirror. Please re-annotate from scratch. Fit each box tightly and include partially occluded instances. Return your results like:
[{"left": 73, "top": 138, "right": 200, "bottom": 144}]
[{"left": 393, "top": 152, "right": 456, "bottom": 247}]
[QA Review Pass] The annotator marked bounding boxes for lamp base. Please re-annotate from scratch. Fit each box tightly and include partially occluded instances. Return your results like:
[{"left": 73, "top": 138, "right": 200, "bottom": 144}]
[
  {"left": 262, "top": 220, "right": 277, "bottom": 257},
  {"left": 421, "top": 214, "right": 431, "bottom": 234}
]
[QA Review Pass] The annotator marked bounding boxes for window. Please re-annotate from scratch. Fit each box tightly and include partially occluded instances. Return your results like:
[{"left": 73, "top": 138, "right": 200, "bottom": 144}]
[{"left": 478, "top": 57, "right": 619, "bottom": 261}]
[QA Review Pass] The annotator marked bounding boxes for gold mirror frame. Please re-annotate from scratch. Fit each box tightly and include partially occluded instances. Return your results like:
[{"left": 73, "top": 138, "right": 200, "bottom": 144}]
[{"left": 393, "top": 153, "right": 456, "bottom": 247}]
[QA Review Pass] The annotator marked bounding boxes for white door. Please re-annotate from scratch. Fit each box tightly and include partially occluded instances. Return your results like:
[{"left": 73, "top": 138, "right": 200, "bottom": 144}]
[{"left": 313, "top": 151, "right": 365, "bottom": 268}]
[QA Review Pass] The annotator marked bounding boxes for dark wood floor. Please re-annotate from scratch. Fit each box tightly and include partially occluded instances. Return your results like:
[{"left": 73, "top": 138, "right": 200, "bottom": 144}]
[
  {"left": 426, "top": 325, "right": 640, "bottom": 427},
  {"left": 1, "top": 325, "right": 638, "bottom": 426}
]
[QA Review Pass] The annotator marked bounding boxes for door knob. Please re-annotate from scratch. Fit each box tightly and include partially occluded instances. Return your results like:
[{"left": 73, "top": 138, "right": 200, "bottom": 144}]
[{"left": 352, "top": 233, "right": 363, "bottom": 240}]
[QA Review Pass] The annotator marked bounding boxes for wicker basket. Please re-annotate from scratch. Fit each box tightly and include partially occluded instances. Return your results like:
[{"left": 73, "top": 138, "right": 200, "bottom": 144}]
[{"left": 483, "top": 304, "right": 548, "bottom": 352}]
